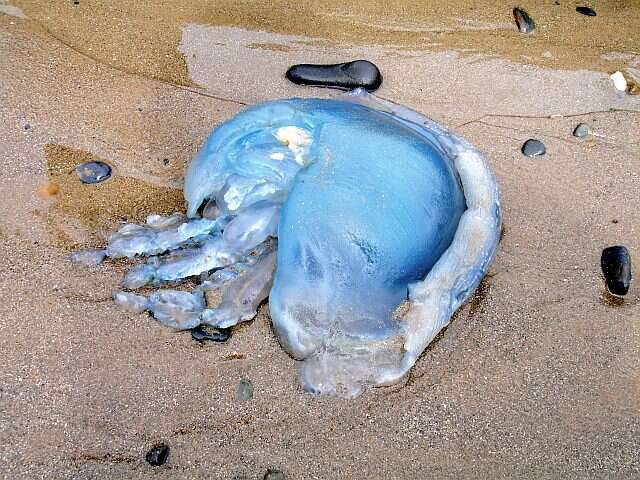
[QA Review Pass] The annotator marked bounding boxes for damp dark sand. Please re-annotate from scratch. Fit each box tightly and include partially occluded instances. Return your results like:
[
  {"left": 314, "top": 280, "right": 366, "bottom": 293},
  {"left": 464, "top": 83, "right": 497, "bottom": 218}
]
[
  {"left": 1, "top": 1, "right": 640, "bottom": 478},
  {"left": 11, "top": 0, "right": 640, "bottom": 85}
]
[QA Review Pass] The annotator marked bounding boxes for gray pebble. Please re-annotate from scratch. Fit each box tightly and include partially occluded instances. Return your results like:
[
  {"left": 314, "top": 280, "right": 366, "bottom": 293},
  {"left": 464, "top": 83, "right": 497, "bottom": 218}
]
[
  {"left": 76, "top": 161, "right": 112, "bottom": 184},
  {"left": 237, "top": 378, "right": 253, "bottom": 401},
  {"left": 264, "top": 470, "right": 286, "bottom": 480},
  {"left": 573, "top": 123, "right": 591, "bottom": 138},
  {"left": 521, "top": 139, "right": 546, "bottom": 157},
  {"left": 513, "top": 8, "right": 535, "bottom": 33}
]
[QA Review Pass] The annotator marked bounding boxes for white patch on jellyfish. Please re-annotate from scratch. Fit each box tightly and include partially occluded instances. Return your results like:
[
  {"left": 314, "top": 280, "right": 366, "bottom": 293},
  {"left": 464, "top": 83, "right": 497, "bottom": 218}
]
[
  {"left": 222, "top": 177, "right": 267, "bottom": 212},
  {"left": 274, "top": 126, "right": 313, "bottom": 166}
]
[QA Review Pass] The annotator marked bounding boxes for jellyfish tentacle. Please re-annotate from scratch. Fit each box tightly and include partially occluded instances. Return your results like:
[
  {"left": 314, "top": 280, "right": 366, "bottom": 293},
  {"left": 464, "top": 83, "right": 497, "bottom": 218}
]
[
  {"left": 113, "top": 242, "right": 276, "bottom": 330},
  {"left": 106, "top": 216, "right": 224, "bottom": 259},
  {"left": 201, "top": 246, "right": 276, "bottom": 329}
]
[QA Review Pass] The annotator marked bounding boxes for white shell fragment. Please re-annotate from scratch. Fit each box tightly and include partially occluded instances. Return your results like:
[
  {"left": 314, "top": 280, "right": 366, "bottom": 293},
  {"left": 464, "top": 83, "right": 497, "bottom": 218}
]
[{"left": 610, "top": 71, "right": 627, "bottom": 92}]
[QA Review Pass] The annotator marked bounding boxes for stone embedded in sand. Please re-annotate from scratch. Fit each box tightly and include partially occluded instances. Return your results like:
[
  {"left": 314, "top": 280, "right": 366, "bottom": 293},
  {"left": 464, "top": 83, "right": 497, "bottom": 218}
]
[
  {"left": 145, "top": 444, "right": 170, "bottom": 466},
  {"left": 264, "top": 470, "right": 286, "bottom": 480},
  {"left": 191, "top": 324, "right": 231, "bottom": 343},
  {"left": 285, "top": 60, "right": 382, "bottom": 91},
  {"left": 75, "top": 161, "right": 112, "bottom": 184},
  {"left": 521, "top": 139, "right": 546, "bottom": 157},
  {"left": 576, "top": 6, "right": 596, "bottom": 16},
  {"left": 601, "top": 246, "right": 632, "bottom": 296},
  {"left": 573, "top": 123, "right": 591, "bottom": 138},
  {"left": 513, "top": 7, "right": 535, "bottom": 33},
  {"left": 237, "top": 378, "right": 253, "bottom": 401}
]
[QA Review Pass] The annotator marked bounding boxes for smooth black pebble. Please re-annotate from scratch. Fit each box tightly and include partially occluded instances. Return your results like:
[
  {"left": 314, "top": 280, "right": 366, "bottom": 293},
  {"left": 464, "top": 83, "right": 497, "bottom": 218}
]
[
  {"left": 264, "top": 469, "right": 286, "bottom": 480},
  {"left": 573, "top": 123, "right": 590, "bottom": 138},
  {"left": 145, "top": 444, "right": 170, "bottom": 466},
  {"left": 521, "top": 139, "right": 546, "bottom": 157},
  {"left": 286, "top": 60, "right": 382, "bottom": 91},
  {"left": 601, "top": 246, "right": 632, "bottom": 296},
  {"left": 76, "top": 161, "right": 112, "bottom": 184},
  {"left": 513, "top": 7, "right": 535, "bottom": 33},
  {"left": 191, "top": 325, "right": 231, "bottom": 343},
  {"left": 576, "top": 6, "right": 596, "bottom": 16}
]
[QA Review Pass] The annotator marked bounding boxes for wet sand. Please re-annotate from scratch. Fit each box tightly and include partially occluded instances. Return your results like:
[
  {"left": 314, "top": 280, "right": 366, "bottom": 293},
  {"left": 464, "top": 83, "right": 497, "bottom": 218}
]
[{"left": 1, "top": 1, "right": 639, "bottom": 478}]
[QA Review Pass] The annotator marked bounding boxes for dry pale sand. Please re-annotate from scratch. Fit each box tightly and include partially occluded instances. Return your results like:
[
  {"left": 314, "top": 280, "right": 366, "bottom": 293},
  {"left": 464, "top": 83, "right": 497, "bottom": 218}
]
[{"left": 1, "top": 1, "right": 639, "bottom": 478}]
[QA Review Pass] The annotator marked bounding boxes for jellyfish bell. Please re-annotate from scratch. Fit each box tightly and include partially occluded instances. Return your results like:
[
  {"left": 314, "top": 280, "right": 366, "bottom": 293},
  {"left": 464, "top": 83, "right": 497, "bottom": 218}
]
[{"left": 87, "top": 89, "right": 501, "bottom": 398}]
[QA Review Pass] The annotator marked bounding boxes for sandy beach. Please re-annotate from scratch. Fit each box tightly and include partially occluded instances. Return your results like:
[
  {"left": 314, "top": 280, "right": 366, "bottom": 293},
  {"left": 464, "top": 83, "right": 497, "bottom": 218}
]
[{"left": 1, "top": 1, "right": 639, "bottom": 478}]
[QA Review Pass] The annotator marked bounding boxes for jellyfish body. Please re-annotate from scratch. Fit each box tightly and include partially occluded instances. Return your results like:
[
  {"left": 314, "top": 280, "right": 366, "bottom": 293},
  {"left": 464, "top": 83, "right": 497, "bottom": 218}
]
[{"left": 102, "top": 90, "right": 501, "bottom": 397}]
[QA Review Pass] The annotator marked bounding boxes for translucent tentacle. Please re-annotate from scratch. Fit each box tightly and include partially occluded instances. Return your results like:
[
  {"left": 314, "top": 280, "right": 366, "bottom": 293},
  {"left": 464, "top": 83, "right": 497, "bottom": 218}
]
[
  {"left": 201, "top": 247, "right": 276, "bottom": 329},
  {"left": 146, "top": 289, "right": 206, "bottom": 330},
  {"left": 107, "top": 217, "right": 223, "bottom": 258}
]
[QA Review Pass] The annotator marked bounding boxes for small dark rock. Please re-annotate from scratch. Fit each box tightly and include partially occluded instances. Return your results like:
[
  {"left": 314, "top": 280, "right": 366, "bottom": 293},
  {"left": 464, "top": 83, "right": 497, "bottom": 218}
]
[
  {"left": 601, "top": 246, "right": 632, "bottom": 296},
  {"left": 513, "top": 7, "right": 535, "bottom": 33},
  {"left": 264, "top": 469, "right": 286, "bottom": 480},
  {"left": 521, "top": 139, "right": 546, "bottom": 157},
  {"left": 145, "top": 444, "right": 170, "bottom": 466},
  {"left": 576, "top": 6, "right": 596, "bottom": 16},
  {"left": 23, "top": 123, "right": 31, "bottom": 131},
  {"left": 572, "top": 123, "right": 591, "bottom": 138},
  {"left": 76, "top": 161, "right": 112, "bottom": 184},
  {"left": 238, "top": 378, "right": 253, "bottom": 401},
  {"left": 191, "top": 324, "right": 231, "bottom": 343},
  {"left": 73, "top": 0, "right": 79, "bottom": 4},
  {"left": 162, "top": 158, "right": 170, "bottom": 166},
  {"left": 286, "top": 60, "right": 382, "bottom": 91}
]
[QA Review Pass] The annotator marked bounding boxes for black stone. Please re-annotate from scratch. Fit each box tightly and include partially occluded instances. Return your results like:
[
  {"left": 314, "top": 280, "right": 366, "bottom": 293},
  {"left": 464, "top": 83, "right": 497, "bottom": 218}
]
[
  {"left": 576, "top": 6, "right": 596, "bottom": 16},
  {"left": 601, "top": 246, "right": 632, "bottom": 296},
  {"left": 286, "top": 60, "right": 382, "bottom": 91},
  {"left": 75, "top": 161, "right": 112, "bottom": 184},
  {"left": 521, "top": 139, "right": 546, "bottom": 157},
  {"left": 191, "top": 325, "right": 231, "bottom": 343},
  {"left": 264, "top": 469, "right": 286, "bottom": 480},
  {"left": 24, "top": 123, "right": 31, "bottom": 131},
  {"left": 513, "top": 8, "right": 535, "bottom": 33},
  {"left": 145, "top": 444, "right": 170, "bottom": 466}
]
